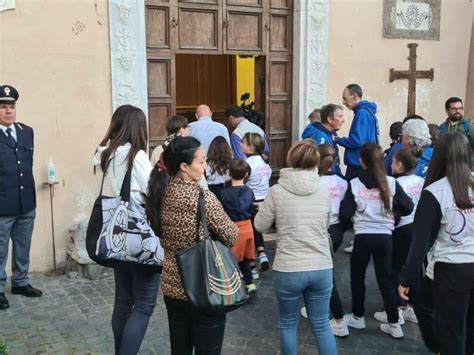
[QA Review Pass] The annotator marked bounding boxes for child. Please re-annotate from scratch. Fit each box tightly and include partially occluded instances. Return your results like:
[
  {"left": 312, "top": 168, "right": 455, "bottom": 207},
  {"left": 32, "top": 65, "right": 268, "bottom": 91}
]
[
  {"left": 241, "top": 132, "right": 272, "bottom": 276},
  {"left": 219, "top": 159, "right": 257, "bottom": 295},
  {"left": 340, "top": 143, "right": 414, "bottom": 339},
  {"left": 300, "top": 144, "right": 351, "bottom": 337},
  {"left": 206, "top": 136, "right": 232, "bottom": 197}
]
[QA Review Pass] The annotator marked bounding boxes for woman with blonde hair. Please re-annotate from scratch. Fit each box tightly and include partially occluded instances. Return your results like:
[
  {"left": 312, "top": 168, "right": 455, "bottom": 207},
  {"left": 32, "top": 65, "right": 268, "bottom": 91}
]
[{"left": 255, "top": 139, "right": 337, "bottom": 355}]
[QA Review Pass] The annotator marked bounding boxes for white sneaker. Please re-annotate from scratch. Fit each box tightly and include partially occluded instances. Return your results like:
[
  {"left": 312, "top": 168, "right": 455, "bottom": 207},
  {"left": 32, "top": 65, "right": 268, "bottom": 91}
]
[
  {"left": 343, "top": 313, "right": 366, "bottom": 329},
  {"left": 380, "top": 323, "right": 404, "bottom": 339},
  {"left": 401, "top": 306, "right": 418, "bottom": 324},
  {"left": 343, "top": 240, "right": 354, "bottom": 254},
  {"left": 300, "top": 307, "right": 308, "bottom": 318},
  {"left": 330, "top": 318, "right": 349, "bottom": 337},
  {"left": 251, "top": 269, "right": 259, "bottom": 280},
  {"left": 373, "top": 309, "right": 405, "bottom": 325}
]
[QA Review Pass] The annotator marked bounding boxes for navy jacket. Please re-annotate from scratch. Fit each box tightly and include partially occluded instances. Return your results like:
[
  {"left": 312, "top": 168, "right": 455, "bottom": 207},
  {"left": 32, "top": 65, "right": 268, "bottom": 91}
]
[
  {"left": 218, "top": 185, "right": 256, "bottom": 222},
  {"left": 0, "top": 123, "right": 36, "bottom": 216},
  {"left": 336, "top": 100, "right": 379, "bottom": 167}
]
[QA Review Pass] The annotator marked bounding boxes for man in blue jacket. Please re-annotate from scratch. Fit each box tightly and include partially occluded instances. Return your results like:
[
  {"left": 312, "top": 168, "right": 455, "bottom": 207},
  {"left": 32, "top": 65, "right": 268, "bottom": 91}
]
[
  {"left": 336, "top": 84, "right": 380, "bottom": 180},
  {"left": 0, "top": 85, "right": 42, "bottom": 311},
  {"left": 302, "top": 104, "right": 345, "bottom": 177}
]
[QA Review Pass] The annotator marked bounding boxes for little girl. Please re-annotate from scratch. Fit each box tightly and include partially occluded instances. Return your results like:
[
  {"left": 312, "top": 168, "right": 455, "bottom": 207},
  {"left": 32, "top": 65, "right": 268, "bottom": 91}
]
[
  {"left": 386, "top": 147, "right": 424, "bottom": 323},
  {"left": 219, "top": 159, "right": 258, "bottom": 295},
  {"left": 340, "top": 143, "right": 414, "bottom": 339},
  {"left": 312, "top": 144, "right": 351, "bottom": 337},
  {"left": 206, "top": 136, "right": 232, "bottom": 197},
  {"left": 241, "top": 132, "right": 272, "bottom": 276}
]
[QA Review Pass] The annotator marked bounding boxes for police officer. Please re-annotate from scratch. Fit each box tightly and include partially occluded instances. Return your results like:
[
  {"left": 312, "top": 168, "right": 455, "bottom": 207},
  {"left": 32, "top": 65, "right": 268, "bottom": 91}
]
[{"left": 0, "top": 85, "right": 42, "bottom": 311}]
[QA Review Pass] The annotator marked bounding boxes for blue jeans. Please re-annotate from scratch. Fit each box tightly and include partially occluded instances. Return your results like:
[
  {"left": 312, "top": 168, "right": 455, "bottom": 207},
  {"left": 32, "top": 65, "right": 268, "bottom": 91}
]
[
  {"left": 0, "top": 209, "right": 36, "bottom": 293},
  {"left": 112, "top": 267, "right": 160, "bottom": 355},
  {"left": 273, "top": 269, "right": 337, "bottom": 355}
]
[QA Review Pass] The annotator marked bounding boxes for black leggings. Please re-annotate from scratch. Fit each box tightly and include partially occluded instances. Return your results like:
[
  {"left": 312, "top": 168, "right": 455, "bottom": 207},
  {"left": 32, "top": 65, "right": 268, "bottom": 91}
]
[
  {"left": 328, "top": 222, "right": 347, "bottom": 319},
  {"left": 351, "top": 234, "right": 399, "bottom": 323},
  {"left": 392, "top": 224, "right": 419, "bottom": 306},
  {"left": 252, "top": 199, "right": 265, "bottom": 251},
  {"left": 164, "top": 296, "right": 227, "bottom": 355},
  {"left": 433, "top": 262, "right": 474, "bottom": 355}
]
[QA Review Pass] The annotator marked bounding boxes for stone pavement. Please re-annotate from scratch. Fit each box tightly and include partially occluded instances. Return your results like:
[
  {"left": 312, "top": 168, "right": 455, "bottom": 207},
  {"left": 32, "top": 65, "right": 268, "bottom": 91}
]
[{"left": 0, "top": 238, "right": 431, "bottom": 355}]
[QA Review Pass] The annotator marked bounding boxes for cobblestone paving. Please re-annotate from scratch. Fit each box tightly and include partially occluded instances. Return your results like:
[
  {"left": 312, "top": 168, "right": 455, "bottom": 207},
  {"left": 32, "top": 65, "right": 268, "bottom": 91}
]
[{"left": 0, "top": 238, "right": 431, "bottom": 355}]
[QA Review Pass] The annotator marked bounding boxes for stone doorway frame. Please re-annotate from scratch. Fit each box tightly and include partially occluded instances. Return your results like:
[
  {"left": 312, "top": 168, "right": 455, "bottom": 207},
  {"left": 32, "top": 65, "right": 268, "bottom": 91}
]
[{"left": 108, "top": 0, "right": 330, "bottom": 143}]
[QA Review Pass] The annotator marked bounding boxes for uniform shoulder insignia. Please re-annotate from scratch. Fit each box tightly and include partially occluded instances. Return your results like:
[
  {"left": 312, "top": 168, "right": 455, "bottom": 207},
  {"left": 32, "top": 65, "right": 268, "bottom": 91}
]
[{"left": 15, "top": 122, "right": 32, "bottom": 130}]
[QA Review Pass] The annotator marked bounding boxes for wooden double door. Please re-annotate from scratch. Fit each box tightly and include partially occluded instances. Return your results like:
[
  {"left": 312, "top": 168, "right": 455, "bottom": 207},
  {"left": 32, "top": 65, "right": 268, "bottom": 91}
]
[{"left": 145, "top": 0, "right": 293, "bottom": 172}]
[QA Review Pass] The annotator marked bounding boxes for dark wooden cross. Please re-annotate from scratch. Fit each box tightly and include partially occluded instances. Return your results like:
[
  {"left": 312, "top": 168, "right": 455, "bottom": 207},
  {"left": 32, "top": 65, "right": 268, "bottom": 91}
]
[{"left": 389, "top": 43, "right": 434, "bottom": 116}]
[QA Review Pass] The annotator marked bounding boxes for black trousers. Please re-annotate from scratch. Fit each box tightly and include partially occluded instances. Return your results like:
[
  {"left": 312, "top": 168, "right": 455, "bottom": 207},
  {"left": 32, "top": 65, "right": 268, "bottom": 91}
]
[
  {"left": 433, "top": 262, "right": 474, "bottom": 355},
  {"left": 328, "top": 222, "right": 347, "bottom": 319},
  {"left": 392, "top": 223, "right": 419, "bottom": 306},
  {"left": 345, "top": 166, "right": 363, "bottom": 181},
  {"left": 414, "top": 276, "right": 440, "bottom": 353},
  {"left": 164, "top": 296, "right": 227, "bottom": 355},
  {"left": 351, "top": 234, "right": 399, "bottom": 323}
]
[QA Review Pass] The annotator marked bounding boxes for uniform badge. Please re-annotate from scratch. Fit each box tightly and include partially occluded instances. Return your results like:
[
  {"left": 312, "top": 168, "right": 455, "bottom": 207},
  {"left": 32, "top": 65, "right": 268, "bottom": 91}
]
[{"left": 4, "top": 87, "right": 10, "bottom": 96}]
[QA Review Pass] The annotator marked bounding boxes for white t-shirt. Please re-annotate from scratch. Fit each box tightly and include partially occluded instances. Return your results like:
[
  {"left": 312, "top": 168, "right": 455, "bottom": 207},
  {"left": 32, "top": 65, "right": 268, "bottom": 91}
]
[
  {"left": 245, "top": 155, "right": 272, "bottom": 200},
  {"left": 396, "top": 174, "right": 424, "bottom": 228},
  {"left": 426, "top": 177, "right": 474, "bottom": 267},
  {"left": 320, "top": 174, "right": 348, "bottom": 225},
  {"left": 93, "top": 144, "right": 152, "bottom": 204},
  {"left": 351, "top": 176, "right": 397, "bottom": 235}
]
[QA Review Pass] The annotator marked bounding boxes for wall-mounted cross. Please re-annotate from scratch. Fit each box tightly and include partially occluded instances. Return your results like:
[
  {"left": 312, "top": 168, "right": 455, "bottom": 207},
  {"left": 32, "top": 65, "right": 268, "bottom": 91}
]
[{"left": 389, "top": 43, "right": 434, "bottom": 116}]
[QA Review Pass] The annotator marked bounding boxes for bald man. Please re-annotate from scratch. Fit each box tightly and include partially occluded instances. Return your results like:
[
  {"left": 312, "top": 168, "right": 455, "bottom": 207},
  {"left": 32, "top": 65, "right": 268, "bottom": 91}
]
[{"left": 189, "top": 104, "right": 231, "bottom": 154}]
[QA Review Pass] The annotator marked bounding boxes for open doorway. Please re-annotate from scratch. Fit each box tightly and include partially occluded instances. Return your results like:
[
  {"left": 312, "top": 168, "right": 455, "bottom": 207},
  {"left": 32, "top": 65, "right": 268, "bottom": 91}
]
[{"left": 175, "top": 54, "right": 265, "bottom": 131}]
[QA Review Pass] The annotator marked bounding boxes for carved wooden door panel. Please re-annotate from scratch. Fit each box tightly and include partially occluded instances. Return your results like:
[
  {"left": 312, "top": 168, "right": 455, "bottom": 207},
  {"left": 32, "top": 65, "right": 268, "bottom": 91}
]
[
  {"left": 176, "top": 0, "right": 222, "bottom": 53},
  {"left": 266, "top": 0, "right": 292, "bottom": 173},
  {"left": 145, "top": 1, "right": 175, "bottom": 150},
  {"left": 223, "top": 0, "right": 267, "bottom": 55}
]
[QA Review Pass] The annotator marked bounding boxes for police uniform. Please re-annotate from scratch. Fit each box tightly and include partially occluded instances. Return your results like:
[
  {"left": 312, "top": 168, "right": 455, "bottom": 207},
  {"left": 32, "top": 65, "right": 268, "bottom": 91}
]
[{"left": 0, "top": 85, "right": 42, "bottom": 311}]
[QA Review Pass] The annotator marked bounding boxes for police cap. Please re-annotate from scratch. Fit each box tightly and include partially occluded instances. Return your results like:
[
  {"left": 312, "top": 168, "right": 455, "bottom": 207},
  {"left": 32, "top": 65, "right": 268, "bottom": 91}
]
[{"left": 0, "top": 85, "right": 19, "bottom": 103}]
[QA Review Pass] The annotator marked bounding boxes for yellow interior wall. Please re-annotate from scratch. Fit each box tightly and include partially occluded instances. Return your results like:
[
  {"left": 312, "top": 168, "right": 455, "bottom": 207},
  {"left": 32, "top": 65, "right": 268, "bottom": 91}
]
[{"left": 235, "top": 56, "right": 255, "bottom": 104}]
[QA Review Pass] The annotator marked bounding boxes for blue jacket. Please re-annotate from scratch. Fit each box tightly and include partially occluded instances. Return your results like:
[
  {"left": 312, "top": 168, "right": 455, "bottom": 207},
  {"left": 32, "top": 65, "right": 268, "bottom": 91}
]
[
  {"left": 301, "top": 122, "right": 342, "bottom": 177},
  {"left": 384, "top": 143, "right": 404, "bottom": 176},
  {"left": 336, "top": 100, "right": 379, "bottom": 167},
  {"left": 0, "top": 123, "right": 36, "bottom": 216},
  {"left": 415, "top": 147, "right": 433, "bottom": 178},
  {"left": 301, "top": 122, "right": 319, "bottom": 140}
]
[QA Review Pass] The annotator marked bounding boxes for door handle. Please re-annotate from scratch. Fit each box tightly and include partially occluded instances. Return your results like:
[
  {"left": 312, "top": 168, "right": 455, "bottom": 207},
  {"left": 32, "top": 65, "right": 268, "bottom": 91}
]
[
  {"left": 171, "top": 17, "right": 178, "bottom": 28},
  {"left": 264, "top": 23, "right": 270, "bottom": 31},
  {"left": 223, "top": 20, "right": 229, "bottom": 28}
]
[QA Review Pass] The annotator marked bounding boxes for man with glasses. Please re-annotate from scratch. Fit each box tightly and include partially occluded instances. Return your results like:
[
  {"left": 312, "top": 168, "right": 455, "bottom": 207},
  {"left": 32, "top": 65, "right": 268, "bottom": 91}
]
[{"left": 440, "top": 97, "right": 474, "bottom": 149}]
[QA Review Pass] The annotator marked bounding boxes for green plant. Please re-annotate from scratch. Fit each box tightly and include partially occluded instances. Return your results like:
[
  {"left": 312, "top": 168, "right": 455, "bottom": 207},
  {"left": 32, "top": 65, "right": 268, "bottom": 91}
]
[{"left": 0, "top": 338, "right": 7, "bottom": 355}]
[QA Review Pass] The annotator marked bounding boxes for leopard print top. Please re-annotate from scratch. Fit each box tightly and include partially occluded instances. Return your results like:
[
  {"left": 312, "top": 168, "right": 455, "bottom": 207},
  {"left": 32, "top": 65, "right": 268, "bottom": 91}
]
[{"left": 160, "top": 177, "right": 239, "bottom": 300}]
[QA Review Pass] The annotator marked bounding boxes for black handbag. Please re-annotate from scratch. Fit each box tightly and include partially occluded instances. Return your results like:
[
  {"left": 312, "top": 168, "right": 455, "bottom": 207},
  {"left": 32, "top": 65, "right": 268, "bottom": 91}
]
[
  {"left": 176, "top": 191, "right": 247, "bottom": 313},
  {"left": 86, "top": 161, "right": 164, "bottom": 270}
]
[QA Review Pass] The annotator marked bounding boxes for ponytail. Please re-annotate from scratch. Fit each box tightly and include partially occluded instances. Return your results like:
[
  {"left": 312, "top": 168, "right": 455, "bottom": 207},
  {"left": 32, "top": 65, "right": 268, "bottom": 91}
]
[
  {"left": 360, "top": 143, "right": 391, "bottom": 211},
  {"left": 393, "top": 147, "right": 420, "bottom": 175},
  {"left": 145, "top": 166, "right": 169, "bottom": 235},
  {"left": 145, "top": 136, "right": 201, "bottom": 235},
  {"left": 317, "top": 144, "right": 336, "bottom": 175}
]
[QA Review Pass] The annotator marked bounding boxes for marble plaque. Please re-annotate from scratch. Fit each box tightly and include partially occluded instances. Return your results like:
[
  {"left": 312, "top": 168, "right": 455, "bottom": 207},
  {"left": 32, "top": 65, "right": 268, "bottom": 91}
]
[
  {"left": 383, "top": 0, "right": 441, "bottom": 40},
  {"left": 0, "top": 0, "right": 15, "bottom": 12}
]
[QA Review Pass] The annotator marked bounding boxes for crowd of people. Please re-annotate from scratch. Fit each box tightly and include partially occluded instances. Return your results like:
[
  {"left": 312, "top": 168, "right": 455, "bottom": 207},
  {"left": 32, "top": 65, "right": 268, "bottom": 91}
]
[{"left": 0, "top": 83, "right": 473, "bottom": 355}]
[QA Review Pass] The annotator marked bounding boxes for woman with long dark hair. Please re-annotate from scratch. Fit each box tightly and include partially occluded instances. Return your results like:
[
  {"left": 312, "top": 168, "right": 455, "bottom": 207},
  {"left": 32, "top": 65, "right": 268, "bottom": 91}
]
[
  {"left": 399, "top": 132, "right": 474, "bottom": 355},
  {"left": 206, "top": 136, "right": 232, "bottom": 196},
  {"left": 339, "top": 143, "right": 413, "bottom": 339},
  {"left": 146, "top": 136, "right": 238, "bottom": 355},
  {"left": 93, "top": 104, "right": 159, "bottom": 355}
]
